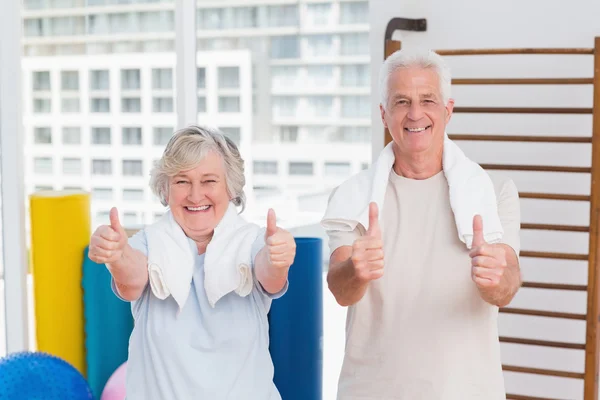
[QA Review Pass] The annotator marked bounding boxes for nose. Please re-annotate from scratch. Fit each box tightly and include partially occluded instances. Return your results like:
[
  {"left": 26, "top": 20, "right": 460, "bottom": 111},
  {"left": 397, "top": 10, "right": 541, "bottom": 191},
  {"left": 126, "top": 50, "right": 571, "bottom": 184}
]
[
  {"left": 187, "top": 182, "right": 206, "bottom": 204},
  {"left": 407, "top": 102, "right": 424, "bottom": 121}
]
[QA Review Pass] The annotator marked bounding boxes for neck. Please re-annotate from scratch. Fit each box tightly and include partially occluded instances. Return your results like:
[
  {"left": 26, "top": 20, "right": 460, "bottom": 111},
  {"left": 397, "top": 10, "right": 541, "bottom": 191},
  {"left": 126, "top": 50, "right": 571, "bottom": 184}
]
[
  {"left": 193, "top": 233, "right": 213, "bottom": 254},
  {"left": 392, "top": 143, "right": 443, "bottom": 179}
]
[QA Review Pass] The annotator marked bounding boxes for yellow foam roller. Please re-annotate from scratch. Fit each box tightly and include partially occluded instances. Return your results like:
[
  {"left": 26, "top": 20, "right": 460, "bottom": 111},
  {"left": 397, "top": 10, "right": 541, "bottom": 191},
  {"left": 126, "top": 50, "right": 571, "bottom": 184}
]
[{"left": 30, "top": 191, "right": 91, "bottom": 376}]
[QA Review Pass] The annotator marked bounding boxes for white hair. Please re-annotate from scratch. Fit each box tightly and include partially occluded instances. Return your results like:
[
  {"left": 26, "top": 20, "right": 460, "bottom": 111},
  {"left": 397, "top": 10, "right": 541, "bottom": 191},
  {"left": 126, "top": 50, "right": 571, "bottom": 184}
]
[
  {"left": 379, "top": 47, "right": 452, "bottom": 110},
  {"left": 150, "top": 125, "right": 247, "bottom": 211}
]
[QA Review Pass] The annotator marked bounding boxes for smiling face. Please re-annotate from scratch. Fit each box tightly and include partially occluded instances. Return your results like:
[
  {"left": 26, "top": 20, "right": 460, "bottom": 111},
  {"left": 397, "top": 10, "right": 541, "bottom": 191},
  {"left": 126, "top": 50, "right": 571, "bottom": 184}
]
[
  {"left": 380, "top": 66, "right": 454, "bottom": 157},
  {"left": 167, "top": 151, "right": 231, "bottom": 241}
]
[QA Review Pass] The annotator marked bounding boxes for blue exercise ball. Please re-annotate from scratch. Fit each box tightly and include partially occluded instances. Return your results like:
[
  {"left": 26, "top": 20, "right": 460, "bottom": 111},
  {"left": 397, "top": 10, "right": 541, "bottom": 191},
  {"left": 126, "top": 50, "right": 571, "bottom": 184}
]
[{"left": 0, "top": 351, "right": 94, "bottom": 400}]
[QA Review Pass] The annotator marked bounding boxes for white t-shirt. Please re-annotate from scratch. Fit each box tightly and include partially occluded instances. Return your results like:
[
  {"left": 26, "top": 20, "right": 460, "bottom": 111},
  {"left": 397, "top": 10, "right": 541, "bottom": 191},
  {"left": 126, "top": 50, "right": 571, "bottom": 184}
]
[{"left": 326, "top": 169, "right": 521, "bottom": 400}]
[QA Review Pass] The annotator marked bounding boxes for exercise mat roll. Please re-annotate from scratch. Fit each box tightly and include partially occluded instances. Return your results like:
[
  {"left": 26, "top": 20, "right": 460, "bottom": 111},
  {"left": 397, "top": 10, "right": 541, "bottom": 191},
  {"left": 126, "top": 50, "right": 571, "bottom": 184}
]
[{"left": 29, "top": 190, "right": 91, "bottom": 376}]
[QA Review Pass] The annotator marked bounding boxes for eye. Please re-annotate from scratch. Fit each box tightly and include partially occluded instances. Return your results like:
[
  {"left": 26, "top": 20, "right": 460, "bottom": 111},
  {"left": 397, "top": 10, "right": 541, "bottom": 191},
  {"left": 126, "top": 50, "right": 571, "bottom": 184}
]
[
  {"left": 203, "top": 180, "right": 217, "bottom": 184},
  {"left": 175, "top": 180, "right": 189, "bottom": 185}
]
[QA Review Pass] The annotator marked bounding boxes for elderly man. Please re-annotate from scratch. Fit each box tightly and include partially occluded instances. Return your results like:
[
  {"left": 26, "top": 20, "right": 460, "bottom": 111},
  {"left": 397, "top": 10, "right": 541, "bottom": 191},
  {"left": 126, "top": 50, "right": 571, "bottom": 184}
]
[{"left": 321, "top": 48, "right": 521, "bottom": 399}]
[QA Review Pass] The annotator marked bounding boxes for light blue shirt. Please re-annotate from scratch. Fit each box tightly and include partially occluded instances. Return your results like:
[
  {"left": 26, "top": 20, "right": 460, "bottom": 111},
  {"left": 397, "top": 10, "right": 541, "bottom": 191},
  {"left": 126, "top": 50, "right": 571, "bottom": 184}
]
[{"left": 113, "top": 229, "right": 287, "bottom": 400}]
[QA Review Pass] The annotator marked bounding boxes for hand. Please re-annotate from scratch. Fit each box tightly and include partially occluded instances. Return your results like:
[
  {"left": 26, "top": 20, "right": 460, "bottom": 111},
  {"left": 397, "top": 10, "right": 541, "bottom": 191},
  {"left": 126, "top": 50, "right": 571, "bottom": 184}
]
[
  {"left": 350, "top": 202, "right": 384, "bottom": 283},
  {"left": 265, "top": 209, "right": 296, "bottom": 269},
  {"left": 89, "top": 207, "right": 128, "bottom": 265},
  {"left": 470, "top": 214, "right": 508, "bottom": 289}
]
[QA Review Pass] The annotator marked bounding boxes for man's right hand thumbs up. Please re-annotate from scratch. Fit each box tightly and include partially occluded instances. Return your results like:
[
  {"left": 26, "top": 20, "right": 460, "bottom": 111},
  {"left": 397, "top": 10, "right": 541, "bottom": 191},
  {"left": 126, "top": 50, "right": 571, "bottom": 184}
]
[
  {"left": 350, "top": 202, "right": 384, "bottom": 283},
  {"left": 89, "top": 207, "right": 128, "bottom": 265}
]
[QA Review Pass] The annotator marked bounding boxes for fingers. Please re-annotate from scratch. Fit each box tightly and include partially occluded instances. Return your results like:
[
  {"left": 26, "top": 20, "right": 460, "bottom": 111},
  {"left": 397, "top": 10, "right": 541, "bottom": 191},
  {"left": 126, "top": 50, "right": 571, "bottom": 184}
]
[
  {"left": 96, "top": 225, "right": 121, "bottom": 243},
  {"left": 352, "top": 236, "right": 383, "bottom": 251},
  {"left": 110, "top": 207, "right": 123, "bottom": 233},
  {"left": 366, "top": 202, "right": 381, "bottom": 237},
  {"left": 471, "top": 214, "right": 485, "bottom": 248},
  {"left": 471, "top": 254, "right": 507, "bottom": 270},
  {"left": 265, "top": 208, "right": 277, "bottom": 238}
]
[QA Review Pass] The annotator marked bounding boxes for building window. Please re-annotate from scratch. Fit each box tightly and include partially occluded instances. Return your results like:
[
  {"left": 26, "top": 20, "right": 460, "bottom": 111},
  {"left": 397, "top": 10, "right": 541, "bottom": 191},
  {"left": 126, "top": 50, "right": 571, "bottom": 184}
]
[
  {"left": 218, "top": 67, "right": 240, "bottom": 89},
  {"left": 306, "top": 3, "right": 331, "bottom": 26},
  {"left": 271, "top": 36, "right": 300, "bottom": 59},
  {"left": 123, "top": 160, "right": 143, "bottom": 176},
  {"left": 122, "top": 97, "right": 141, "bottom": 113},
  {"left": 198, "top": 96, "right": 207, "bottom": 112},
  {"left": 62, "top": 127, "right": 81, "bottom": 144},
  {"left": 272, "top": 96, "right": 297, "bottom": 117},
  {"left": 92, "top": 127, "right": 111, "bottom": 145},
  {"left": 305, "top": 35, "right": 334, "bottom": 57},
  {"left": 123, "top": 189, "right": 144, "bottom": 201},
  {"left": 254, "top": 161, "right": 278, "bottom": 175},
  {"left": 341, "top": 96, "right": 370, "bottom": 118},
  {"left": 34, "top": 185, "right": 53, "bottom": 192},
  {"left": 62, "top": 158, "right": 82, "bottom": 175},
  {"left": 341, "top": 65, "right": 369, "bottom": 87},
  {"left": 90, "top": 70, "right": 109, "bottom": 91},
  {"left": 289, "top": 162, "right": 313, "bottom": 175},
  {"left": 34, "top": 127, "right": 52, "bottom": 144},
  {"left": 340, "top": 2, "right": 369, "bottom": 24},
  {"left": 220, "top": 127, "right": 241, "bottom": 145},
  {"left": 338, "top": 126, "right": 370, "bottom": 142},
  {"left": 324, "top": 162, "right": 351, "bottom": 176},
  {"left": 153, "top": 127, "right": 172, "bottom": 145},
  {"left": 34, "top": 99, "right": 51, "bottom": 113},
  {"left": 92, "top": 159, "right": 112, "bottom": 175},
  {"left": 278, "top": 126, "right": 298, "bottom": 142},
  {"left": 122, "top": 127, "right": 142, "bottom": 145},
  {"left": 266, "top": 5, "right": 298, "bottom": 27},
  {"left": 92, "top": 187, "right": 113, "bottom": 200},
  {"left": 33, "top": 71, "right": 50, "bottom": 91},
  {"left": 218, "top": 96, "right": 240, "bottom": 113},
  {"left": 34, "top": 157, "right": 53, "bottom": 174},
  {"left": 197, "top": 68, "right": 206, "bottom": 88},
  {"left": 123, "top": 212, "right": 139, "bottom": 226},
  {"left": 90, "top": 98, "right": 110, "bottom": 112},
  {"left": 61, "top": 71, "right": 79, "bottom": 91},
  {"left": 340, "top": 33, "right": 370, "bottom": 56},
  {"left": 153, "top": 97, "right": 173, "bottom": 113},
  {"left": 307, "top": 96, "right": 333, "bottom": 117},
  {"left": 61, "top": 98, "right": 80, "bottom": 113},
  {"left": 121, "top": 69, "right": 141, "bottom": 90},
  {"left": 152, "top": 68, "right": 173, "bottom": 89}
]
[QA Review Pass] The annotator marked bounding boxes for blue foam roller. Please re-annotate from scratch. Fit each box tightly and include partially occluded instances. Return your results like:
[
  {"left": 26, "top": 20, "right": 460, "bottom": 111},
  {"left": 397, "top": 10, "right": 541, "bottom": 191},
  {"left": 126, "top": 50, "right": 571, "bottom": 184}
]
[
  {"left": 82, "top": 246, "right": 134, "bottom": 399},
  {"left": 269, "top": 237, "right": 323, "bottom": 400},
  {"left": 0, "top": 351, "right": 94, "bottom": 399}
]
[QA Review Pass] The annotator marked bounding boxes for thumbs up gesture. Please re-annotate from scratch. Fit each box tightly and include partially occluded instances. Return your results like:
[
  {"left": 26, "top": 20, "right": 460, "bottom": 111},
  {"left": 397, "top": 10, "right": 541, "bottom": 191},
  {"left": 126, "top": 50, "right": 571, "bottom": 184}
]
[
  {"left": 470, "top": 214, "right": 508, "bottom": 289},
  {"left": 350, "top": 202, "right": 384, "bottom": 283},
  {"left": 265, "top": 209, "right": 296, "bottom": 270},
  {"left": 89, "top": 207, "right": 128, "bottom": 265}
]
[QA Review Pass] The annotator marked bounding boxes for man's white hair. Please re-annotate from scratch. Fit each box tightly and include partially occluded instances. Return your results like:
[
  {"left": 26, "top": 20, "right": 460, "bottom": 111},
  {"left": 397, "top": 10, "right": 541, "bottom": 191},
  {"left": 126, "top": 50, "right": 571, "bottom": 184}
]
[{"left": 379, "top": 47, "right": 452, "bottom": 110}]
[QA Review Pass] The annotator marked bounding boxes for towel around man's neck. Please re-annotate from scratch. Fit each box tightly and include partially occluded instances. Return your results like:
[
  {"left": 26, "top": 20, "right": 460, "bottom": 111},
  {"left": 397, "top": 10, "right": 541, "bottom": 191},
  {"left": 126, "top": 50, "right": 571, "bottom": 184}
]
[
  {"left": 145, "top": 202, "right": 260, "bottom": 311},
  {"left": 321, "top": 133, "right": 503, "bottom": 249}
]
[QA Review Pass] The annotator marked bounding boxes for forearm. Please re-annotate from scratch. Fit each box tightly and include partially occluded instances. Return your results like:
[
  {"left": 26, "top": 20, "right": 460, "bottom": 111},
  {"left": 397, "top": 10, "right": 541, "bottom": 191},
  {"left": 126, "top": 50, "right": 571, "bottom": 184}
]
[
  {"left": 255, "top": 246, "right": 288, "bottom": 294},
  {"left": 107, "top": 244, "right": 148, "bottom": 301},
  {"left": 327, "top": 257, "right": 368, "bottom": 307},
  {"left": 479, "top": 244, "right": 522, "bottom": 307}
]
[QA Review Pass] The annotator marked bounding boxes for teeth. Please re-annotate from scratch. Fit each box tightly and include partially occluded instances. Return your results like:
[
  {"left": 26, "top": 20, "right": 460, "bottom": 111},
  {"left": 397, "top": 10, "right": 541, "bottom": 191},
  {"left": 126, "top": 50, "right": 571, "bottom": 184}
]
[
  {"left": 187, "top": 205, "right": 210, "bottom": 211},
  {"left": 406, "top": 127, "right": 428, "bottom": 132}
]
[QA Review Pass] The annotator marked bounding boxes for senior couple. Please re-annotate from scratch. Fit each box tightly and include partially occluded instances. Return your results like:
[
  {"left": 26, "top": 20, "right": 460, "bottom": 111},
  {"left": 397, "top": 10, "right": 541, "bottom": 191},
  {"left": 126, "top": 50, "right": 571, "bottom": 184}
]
[{"left": 89, "top": 47, "right": 521, "bottom": 400}]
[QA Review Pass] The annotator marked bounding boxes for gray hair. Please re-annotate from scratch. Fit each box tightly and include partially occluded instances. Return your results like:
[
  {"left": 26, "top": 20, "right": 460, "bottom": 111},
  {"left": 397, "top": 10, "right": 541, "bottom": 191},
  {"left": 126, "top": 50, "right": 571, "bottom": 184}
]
[
  {"left": 379, "top": 47, "right": 452, "bottom": 110},
  {"left": 150, "top": 125, "right": 246, "bottom": 211}
]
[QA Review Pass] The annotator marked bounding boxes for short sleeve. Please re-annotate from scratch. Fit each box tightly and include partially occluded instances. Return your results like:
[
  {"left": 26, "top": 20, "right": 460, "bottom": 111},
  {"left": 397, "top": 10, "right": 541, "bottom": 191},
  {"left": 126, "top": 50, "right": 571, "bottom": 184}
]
[
  {"left": 495, "top": 178, "right": 521, "bottom": 257},
  {"left": 251, "top": 228, "right": 289, "bottom": 300},
  {"left": 323, "top": 186, "right": 364, "bottom": 256},
  {"left": 111, "top": 229, "right": 149, "bottom": 303}
]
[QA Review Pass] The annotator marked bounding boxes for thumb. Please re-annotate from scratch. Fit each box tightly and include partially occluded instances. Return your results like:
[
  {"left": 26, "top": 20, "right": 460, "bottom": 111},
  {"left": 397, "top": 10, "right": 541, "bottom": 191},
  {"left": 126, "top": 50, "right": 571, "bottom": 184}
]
[
  {"left": 266, "top": 208, "right": 277, "bottom": 238},
  {"left": 366, "top": 202, "right": 381, "bottom": 237},
  {"left": 109, "top": 207, "right": 124, "bottom": 234},
  {"left": 472, "top": 214, "right": 485, "bottom": 248}
]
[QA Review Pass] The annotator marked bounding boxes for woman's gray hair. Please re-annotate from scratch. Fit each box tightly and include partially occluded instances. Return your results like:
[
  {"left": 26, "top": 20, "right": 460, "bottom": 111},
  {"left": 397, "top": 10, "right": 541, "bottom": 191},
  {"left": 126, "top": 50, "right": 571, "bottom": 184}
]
[
  {"left": 379, "top": 47, "right": 452, "bottom": 110},
  {"left": 150, "top": 125, "right": 247, "bottom": 211}
]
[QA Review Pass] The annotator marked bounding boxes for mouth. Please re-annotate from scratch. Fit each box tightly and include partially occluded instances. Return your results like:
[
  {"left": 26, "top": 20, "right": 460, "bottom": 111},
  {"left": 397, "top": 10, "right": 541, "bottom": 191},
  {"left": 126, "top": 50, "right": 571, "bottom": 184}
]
[
  {"left": 184, "top": 205, "right": 212, "bottom": 213},
  {"left": 404, "top": 125, "right": 432, "bottom": 134}
]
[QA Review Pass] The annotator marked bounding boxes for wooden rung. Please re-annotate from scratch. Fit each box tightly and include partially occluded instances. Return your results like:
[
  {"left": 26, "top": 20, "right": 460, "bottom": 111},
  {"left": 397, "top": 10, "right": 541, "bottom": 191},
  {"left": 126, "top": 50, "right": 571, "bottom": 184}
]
[
  {"left": 480, "top": 164, "right": 591, "bottom": 173},
  {"left": 452, "top": 78, "right": 593, "bottom": 85},
  {"left": 521, "top": 223, "right": 589, "bottom": 232},
  {"left": 519, "top": 251, "right": 588, "bottom": 261},
  {"left": 506, "top": 394, "right": 570, "bottom": 400},
  {"left": 521, "top": 282, "right": 587, "bottom": 291},
  {"left": 448, "top": 134, "right": 592, "bottom": 143},
  {"left": 500, "top": 308, "right": 587, "bottom": 320},
  {"left": 499, "top": 336, "right": 586, "bottom": 350},
  {"left": 519, "top": 192, "right": 591, "bottom": 201},
  {"left": 453, "top": 107, "right": 593, "bottom": 114},
  {"left": 502, "top": 365, "right": 584, "bottom": 379},
  {"left": 436, "top": 48, "right": 594, "bottom": 56}
]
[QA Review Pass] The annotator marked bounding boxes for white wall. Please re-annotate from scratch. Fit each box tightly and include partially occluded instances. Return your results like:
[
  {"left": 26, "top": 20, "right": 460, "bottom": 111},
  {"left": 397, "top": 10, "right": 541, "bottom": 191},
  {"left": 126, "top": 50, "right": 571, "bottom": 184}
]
[{"left": 369, "top": 0, "right": 600, "bottom": 398}]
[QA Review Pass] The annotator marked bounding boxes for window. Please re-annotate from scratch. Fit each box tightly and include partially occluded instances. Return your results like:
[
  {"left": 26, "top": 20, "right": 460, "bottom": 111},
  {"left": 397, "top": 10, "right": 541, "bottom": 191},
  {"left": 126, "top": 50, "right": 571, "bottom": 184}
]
[
  {"left": 338, "top": 126, "right": 370, "bottom": 142},
  {"left": 197, "top": 68, "right": 206, "bottom": 88},
  {"left": 307, "top": 65, "right": 333, "bottom": 86},
  {"left": 266, "top": 5, "right": 298, "bottom": 27},
  {"left": 61, "top": 98, "right": 80, "bottom": 113},
  {"left": 305, "top": 35, "right": 334, "bottom": 57},
  {"left": 218, "top": 96, "right": 240, "bottom": 112},
  {"left": 34, "top": 185, "right": 53, "bottom": 192},
  {"left": 152, "top": 68, "right": 173, "bottom": 89},
  {"left": 33, "top": 71, "right": 50, "bottom": 91},
  {"left": 92, "top": 127, "right": 111, "bottom": 145},
  {"left": 34, "top": 99, "right": 51, "bottom": 113},
  {"left": 289, "top": 162, "right": 313, "bottom": 175},
  {"left": 123, "top": 189, "right": 144, "bottom": 201},
  {"left": 122, "top": 127, "right": 142, "bottom": 145},
  {"left": 307, "top": 96, "right": 333, "bottom": 117},
  {"left": 198, "top": 96, "right": 207, "bottom": 112},
  {"left": 278, "top": 126, "right": 298, "bottom": 142},
  {"left": 61, "top": 71, "right": 79, "bottom": 90},
  {"left": 92, "top": 188, "right": 113, "bottom": 200},
  {"left": 90, "top": 70, "right": 109, "bottom": 90},
  {"left": 218, "top": 67, "right": 240, "bottom": 89},
  {"left": 123, "top": 212, "right": 139, "bottom": 226},
  {"left": 92, "top": 159, "right": 112, "bottom": 175},
  {"left": 34, "top": 127, "right": 52, "bottom": 144},
  {"left": 34, "top": 157, "right": 53, "bottom": 174},
  {"left": 341, "top": 96, "right": 370, "bottom": 118},
  {"left": 91, "top": 98, "right": 110, "bottom": 112},
  {"left": 64, "top": 186, "right": 82, "bottom": 191},
  {"left": 122, "top": 97, "right": 141, "bottom": 113},
  {"left": 153, "top": 97, "right": 173, "bottom": 113},
  {"left": 62, "top": 127, "right": 81, "bottom": 144},
  {"left": 324, "top": 162, "right": 351, "bottom": 176},
  {"left": 271, "top": 36, "right": 299, "bottom": 59},
  {"left": 121, "top": 69, "right": 141, "bottom": 90},
  {"left": 340, "top": 33, "right": 370, "bottom": 56},
  {"left": 341, "top": 65, "right": 369, "bottom": 87},
  {"left": 123, "top": 160, "right": 143, "bottom": 176},
  {"left": 340, "top": 2, "right": 369, "bottom": 24},
  {"left": 272, "top": 96, "right": 297, "bottom": 117},
  {"left": 305, "top": 3, "right": 331, "bottom": 26},
  {"left": 153, "top": 127, "right": 172, "bottom": 145},
  {"left": 220, "top": 127, "right": 241, "bottom": 145},
  {"left": 254, "top": 161, "right": 278, "bottom": 175},
  {"left": 96, "top": 210, "right": 110, "bottom": 222},
  {"left": 62, "top": 158, "right": 82, "bottom": 175}
]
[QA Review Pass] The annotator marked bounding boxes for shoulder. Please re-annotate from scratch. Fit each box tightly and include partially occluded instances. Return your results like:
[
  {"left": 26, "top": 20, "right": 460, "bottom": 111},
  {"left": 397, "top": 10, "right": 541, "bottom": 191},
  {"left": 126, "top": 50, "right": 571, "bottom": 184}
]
[
  {"left": 127, "top": 228, "right": 148, "bottom": 256},
  {"left": 488, "top": 172, "right": 519, "bottom": 204}
]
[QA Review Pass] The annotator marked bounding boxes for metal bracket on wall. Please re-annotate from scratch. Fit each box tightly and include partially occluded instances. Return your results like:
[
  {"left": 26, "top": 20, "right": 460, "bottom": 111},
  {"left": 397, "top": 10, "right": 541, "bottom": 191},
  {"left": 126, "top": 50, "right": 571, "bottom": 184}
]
[{"left": 384, "top": 17, "right": 427, "bottom": 44}]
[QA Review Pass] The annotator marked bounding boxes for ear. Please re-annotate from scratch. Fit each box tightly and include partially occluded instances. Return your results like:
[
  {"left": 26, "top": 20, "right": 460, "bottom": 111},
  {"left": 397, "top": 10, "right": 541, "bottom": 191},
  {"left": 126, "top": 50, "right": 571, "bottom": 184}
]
[
  {"left": 444, "top": 98, "right": 455, "bottom": 124},
  {"left": 380, "top": 103, "right": 388, "bottom": 128}
]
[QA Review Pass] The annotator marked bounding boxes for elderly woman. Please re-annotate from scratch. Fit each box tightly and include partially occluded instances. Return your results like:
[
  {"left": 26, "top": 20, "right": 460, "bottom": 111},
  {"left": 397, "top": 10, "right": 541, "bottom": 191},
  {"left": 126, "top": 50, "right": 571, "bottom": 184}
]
[{"left": 88, "top": 125, "right": 296, "bottom": 399}]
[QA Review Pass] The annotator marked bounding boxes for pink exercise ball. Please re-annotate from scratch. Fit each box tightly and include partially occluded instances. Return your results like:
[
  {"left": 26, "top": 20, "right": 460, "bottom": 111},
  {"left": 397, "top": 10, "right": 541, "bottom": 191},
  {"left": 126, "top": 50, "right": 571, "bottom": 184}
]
[{"left": 101, "top": 362, "right": 127, "bottom": 400}]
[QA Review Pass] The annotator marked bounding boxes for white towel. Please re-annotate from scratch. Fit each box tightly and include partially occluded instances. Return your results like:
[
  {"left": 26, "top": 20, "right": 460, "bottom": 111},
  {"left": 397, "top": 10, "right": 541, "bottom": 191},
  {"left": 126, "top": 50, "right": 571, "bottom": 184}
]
[
  {"left": 321, "top": 133, "right": 503, "bottom": 249},
  {"left": 145, "top": 201, "right": 260, "bottom": 311}
]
